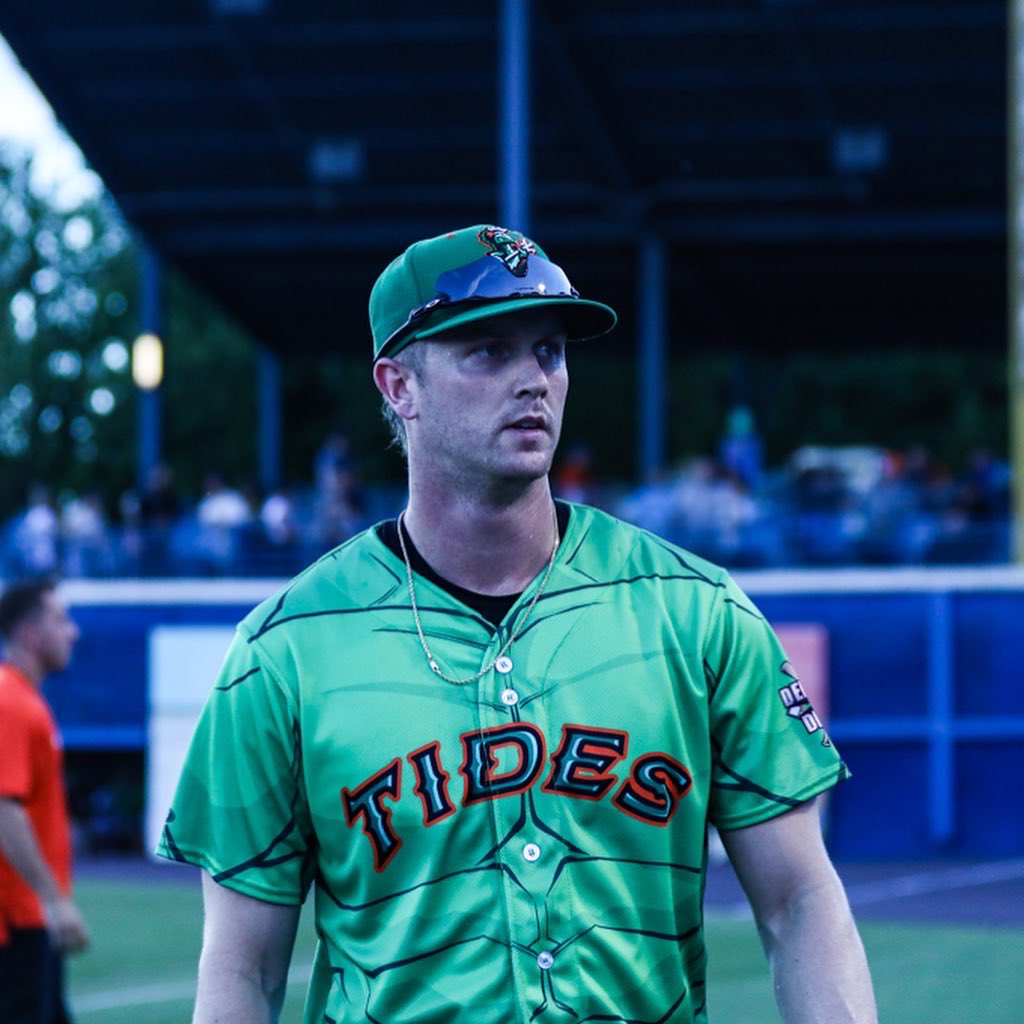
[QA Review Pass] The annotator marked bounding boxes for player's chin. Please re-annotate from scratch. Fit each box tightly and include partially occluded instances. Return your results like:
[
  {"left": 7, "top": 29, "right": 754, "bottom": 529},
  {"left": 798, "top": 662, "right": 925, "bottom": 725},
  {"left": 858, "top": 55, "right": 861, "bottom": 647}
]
[
  {"left": 501, "top": 453, "right": 556, "bottom": 483},
  {"left": 44, "top": 652, "right": 72, "bottom": 674},
  {"left": 501, "top": 427, "right": 556, "bottom": 455}
]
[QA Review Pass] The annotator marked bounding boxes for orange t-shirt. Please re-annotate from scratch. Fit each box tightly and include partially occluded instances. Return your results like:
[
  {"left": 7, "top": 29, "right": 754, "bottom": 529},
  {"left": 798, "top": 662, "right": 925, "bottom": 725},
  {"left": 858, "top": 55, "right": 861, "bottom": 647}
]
[{"left": 0, "top": 664, "right": 72, "bottom": 943}]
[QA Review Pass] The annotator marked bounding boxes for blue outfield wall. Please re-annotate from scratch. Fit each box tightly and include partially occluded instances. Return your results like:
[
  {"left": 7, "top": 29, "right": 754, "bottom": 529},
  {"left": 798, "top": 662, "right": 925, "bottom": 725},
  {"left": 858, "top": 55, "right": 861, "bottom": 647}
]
[{"left": 49, "top": 569, "right": 1024, "bottom": 860}]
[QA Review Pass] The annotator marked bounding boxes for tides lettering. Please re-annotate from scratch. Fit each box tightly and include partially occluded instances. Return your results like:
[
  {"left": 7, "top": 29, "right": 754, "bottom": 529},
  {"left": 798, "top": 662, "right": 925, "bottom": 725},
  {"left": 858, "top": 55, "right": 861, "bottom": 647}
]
[{"left": 341, "top": 722, "right": 692, "bottom": 871}]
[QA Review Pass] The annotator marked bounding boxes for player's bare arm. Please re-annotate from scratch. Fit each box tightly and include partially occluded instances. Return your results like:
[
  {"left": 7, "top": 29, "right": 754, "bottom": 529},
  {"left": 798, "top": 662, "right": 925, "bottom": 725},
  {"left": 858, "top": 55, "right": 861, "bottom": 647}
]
[
  {"left": 193, "top": 874, "right": 301, "bottom": 1024},
  {"left": 0, "top": 796, "right": 89, "bottom": 953},
  {"left": 721, "top": 798, "right": 878, "bottom": 1024}
]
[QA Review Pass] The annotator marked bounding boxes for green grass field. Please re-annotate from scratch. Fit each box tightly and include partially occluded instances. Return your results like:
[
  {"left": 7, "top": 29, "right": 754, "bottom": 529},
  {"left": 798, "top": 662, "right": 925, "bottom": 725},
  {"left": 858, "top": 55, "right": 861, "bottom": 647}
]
[{"left": 68, "top": 874, "right": 1024, "bottom": 1023}]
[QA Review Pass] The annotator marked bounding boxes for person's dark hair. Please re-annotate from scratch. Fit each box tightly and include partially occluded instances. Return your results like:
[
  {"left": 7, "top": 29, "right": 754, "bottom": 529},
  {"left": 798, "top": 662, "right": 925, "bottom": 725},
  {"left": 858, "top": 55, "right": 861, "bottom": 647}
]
[
  {"left": 380, "top": 343, "right": 428, "bottom": 457},
  {"left": 0, "top": 578, "right": 56, "bottom": 641}
]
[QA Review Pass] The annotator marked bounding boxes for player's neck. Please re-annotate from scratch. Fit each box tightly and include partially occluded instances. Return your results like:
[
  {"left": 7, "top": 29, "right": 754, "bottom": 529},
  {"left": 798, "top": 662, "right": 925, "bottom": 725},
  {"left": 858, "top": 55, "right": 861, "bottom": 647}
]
[
  {"left": 2, "top": 645, "right": 44, "bottom": 687},
  {"left": 402, "top": 480, "right": 559, "bottom": 596}
]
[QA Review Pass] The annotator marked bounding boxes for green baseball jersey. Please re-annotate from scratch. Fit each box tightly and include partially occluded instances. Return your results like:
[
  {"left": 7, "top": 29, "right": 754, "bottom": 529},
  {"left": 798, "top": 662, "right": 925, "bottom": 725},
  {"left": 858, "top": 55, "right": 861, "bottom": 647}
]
[{"left": 158, "top": 503, "right": 848, "bottom": 1023}]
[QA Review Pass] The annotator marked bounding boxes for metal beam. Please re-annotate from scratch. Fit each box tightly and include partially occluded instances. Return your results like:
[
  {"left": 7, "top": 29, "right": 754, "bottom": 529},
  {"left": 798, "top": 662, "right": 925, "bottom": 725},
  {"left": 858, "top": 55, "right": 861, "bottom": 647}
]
[
  {"left": 616, "top": 62, "right": 1004, "bottom": 90},
  {"left": 155, "top": 208, "right": 1004, "bottom": 255},
  {"left": 110, "top": 111, "right": 1003, "bottom": 158},
  {"left": 116, "top": 175, "right": 868, "bottom": 218},
  {"left": 32, "top": 18, "right": 494, "bottom": 51},
  {"left": 23, "top": 5, "right": 1002, "bottom": 56},
  {"left": 26, "top": 15, "right": 1004, "bottom": 122},
  {"left": 83, "top": 71, "right": 484, "bottom": 104},
  {"left": 578, "top": 6, "right": 1003, "bottom": 37}
]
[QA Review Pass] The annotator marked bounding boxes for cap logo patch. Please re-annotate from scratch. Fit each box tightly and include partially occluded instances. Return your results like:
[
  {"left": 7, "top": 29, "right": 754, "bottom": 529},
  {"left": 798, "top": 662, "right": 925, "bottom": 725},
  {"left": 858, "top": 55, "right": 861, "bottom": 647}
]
[{"left": 479, "top": 226, "right": 536, "bottom": 278}]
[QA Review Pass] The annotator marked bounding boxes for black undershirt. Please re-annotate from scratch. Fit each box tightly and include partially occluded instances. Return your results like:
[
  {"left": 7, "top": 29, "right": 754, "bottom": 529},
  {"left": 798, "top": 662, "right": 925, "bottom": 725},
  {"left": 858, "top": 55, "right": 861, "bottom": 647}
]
[{"left": 378, "top": 502, "right": 571, "bottom": 627}]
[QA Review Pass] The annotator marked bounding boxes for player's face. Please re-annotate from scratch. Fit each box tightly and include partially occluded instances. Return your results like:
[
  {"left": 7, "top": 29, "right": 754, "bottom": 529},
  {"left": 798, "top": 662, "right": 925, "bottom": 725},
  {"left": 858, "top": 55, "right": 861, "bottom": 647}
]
[
  {"left": 408, "top": 310, "right": 569, "bottom": 495},
  {"left": 29, "top": 591, "right": 80, "bottom": 675}
]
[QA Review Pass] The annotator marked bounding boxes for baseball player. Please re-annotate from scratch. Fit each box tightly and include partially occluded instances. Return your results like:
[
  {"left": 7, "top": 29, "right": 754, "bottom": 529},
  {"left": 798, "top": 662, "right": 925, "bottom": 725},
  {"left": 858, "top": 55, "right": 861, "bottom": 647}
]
[
  {"left": 0, "top": 578, "right": 89, "bottom": 1024},
  {"left": 159, "top": 225, "right": 877, "bottom": 1023}
]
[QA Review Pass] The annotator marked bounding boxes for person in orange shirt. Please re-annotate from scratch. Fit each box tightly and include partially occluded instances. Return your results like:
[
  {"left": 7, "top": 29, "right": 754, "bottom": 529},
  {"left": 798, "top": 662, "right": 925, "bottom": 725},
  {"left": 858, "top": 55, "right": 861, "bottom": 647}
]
[{"left": 0, "top": 578, "right": 89, "bottom": 1024}]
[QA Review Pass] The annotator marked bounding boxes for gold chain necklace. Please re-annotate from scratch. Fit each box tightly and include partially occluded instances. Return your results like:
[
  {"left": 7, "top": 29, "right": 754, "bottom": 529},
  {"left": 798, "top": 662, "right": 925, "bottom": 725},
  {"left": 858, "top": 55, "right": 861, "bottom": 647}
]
[{"left": 397, "top": 507, "right": 560, "bottom": 686}]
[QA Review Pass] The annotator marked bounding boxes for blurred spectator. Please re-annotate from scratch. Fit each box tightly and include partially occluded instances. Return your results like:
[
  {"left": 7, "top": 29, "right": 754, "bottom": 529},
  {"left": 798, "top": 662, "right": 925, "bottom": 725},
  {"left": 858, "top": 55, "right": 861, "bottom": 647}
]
[
  {"left": 668, "top": 457, "right": 724, "bottom": 536},
  {"left": 260, "top": 484, "right": 301, "bottom": 547},
  {"left": 190, "top": 473, "right": 254, "bottom": 573},
  {"left": 314, "top": 431, "right": 359, "bottom": 497},
  {"left": 616, "top": 457, "right": 769, "bottom": 565},
  {"left": 786, "top": 451, "right": 867, "bottom": 564},
  {"left": 116, "top": 488, "right": 144, "bottom": 576},
  {"left": 10, "top": 485, "right": 59, "bottom": 576},
  {"left": 718, "top": 405, "right": 763, "bottom": 489},
  {"left": 670, "top": 459, "right": 764, "bottom": 563},
  {"left": 925, "top": 447, "right": 1012, "bottom": 563},
  {"left": 59, "top": 491, "right": 112, "bottom": 577},
  {"left": 614, "top": 470, "right": 678, "bottom": 540},
  {"left": 136, "top": 465, "right": 183, "bottom": 576},
  {"left": 955, "top": 448, "right": 1011, "bottom": 522},
  {"left": 139, "top": 464, "right": 182, "bottom": 529},
  {"left": 555, "top": 443, "right": 598, "bottom": 505},
  {"left": 195, "top": 473, "right": 253, "bottom": 530},
  {"left": 858, "top": 451, "right": 935, "bottom": 563},
  {"left": 313, "top": 432, "right": 364, "bottom": 549}
]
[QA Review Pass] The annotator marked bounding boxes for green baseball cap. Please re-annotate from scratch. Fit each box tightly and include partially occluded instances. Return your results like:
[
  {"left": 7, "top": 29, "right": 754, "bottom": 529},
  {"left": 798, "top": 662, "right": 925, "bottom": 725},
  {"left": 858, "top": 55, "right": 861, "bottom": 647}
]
[{"left": 369, "top": 225, "right": 618, "bottom": 360}]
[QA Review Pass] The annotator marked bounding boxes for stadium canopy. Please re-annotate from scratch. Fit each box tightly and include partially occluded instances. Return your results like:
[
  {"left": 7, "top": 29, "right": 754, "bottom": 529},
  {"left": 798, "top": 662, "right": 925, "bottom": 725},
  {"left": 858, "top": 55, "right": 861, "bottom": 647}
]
[{"left": 0, "top": 2, "right": 1006, "bottom": 364}]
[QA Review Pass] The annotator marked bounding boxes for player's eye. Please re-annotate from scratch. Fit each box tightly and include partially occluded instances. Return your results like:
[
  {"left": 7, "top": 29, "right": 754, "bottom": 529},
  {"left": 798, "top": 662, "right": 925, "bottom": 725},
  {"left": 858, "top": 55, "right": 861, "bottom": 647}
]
[
  {"left": 535, "top": 341, "right": 566, "bottom": 365},
  {"left": 472, "top": 343, "right": 510, "bottom": 359}
]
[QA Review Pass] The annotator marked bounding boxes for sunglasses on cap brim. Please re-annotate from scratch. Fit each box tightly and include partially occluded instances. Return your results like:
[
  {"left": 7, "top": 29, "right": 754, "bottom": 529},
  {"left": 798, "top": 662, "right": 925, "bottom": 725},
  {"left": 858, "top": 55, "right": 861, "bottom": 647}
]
[{"left": 380, "top": 254, "right": 580, "bottom": 355}]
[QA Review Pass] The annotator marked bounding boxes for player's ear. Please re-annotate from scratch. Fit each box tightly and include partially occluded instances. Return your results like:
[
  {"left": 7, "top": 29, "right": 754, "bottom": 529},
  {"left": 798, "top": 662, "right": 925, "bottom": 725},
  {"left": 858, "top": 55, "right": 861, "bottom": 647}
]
[{"left": 373, "top": 357, "right": 419, "bottom": 422}]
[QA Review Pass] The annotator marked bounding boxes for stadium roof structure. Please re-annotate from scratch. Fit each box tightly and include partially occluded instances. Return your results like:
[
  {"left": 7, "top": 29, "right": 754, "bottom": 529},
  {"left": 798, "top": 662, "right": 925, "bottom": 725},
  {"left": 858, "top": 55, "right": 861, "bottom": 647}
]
[{"left": 0, "top": 2, "right": 1007, "bottom": 360}]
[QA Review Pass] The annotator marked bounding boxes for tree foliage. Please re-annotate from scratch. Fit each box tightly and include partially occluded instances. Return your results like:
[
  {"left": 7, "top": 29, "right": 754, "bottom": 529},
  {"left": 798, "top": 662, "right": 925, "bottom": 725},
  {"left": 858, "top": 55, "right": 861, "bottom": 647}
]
[
  {"left": 0, "top": 145, "right": 139, "bottom": 520},
  {"left": 0, "top": 145, "right": 264, "bottom": 522}
]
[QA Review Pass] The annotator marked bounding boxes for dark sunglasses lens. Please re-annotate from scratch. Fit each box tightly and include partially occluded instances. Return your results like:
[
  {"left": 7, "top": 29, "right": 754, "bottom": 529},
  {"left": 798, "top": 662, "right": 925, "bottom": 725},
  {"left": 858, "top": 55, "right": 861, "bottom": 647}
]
[
  {"left": 382, "top": 254, "right": 581, "bottom": 355},
  {"left": 433, "top": 255, "right": 577, "bottom": 304}
]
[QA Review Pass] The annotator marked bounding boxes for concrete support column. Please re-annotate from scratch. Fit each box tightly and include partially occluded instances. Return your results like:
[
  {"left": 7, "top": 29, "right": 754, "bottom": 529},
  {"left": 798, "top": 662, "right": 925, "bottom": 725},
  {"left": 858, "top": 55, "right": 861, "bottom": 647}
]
[
  {"left": 638, "top": 234, "right": 668, "bottom": 482},
  {"left": 1011, "top": 1, "right": 1024, "bottom": 561},
  {"left": 258, "top": 346, "right": 282, "bottom": 492},
  {"left": 136, "top": 245, "right": 163, "bottom": 490},
  {"left": 499, "top": 0, "right": 531, "bottom": 232}
]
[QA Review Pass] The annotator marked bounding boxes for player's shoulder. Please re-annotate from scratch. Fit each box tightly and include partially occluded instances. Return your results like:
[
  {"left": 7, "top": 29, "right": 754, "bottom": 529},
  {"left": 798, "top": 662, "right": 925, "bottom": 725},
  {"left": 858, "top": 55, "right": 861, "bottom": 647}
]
[
  {"left": 237, "top": 523, "right": 395, "bottom": 636},
  {"left": 0, "top": 665, "right": 47, "bottom": 720},
  {"left": 565, "top": 502, "right": 731, "bottom": 589}
]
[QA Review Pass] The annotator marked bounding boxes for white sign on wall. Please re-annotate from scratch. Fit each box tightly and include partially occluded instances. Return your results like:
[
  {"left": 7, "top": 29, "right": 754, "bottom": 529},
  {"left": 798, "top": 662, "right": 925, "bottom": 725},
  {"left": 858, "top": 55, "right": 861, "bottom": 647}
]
[{"left": 145, "top": 626, "right": 235, "bottom": 856}]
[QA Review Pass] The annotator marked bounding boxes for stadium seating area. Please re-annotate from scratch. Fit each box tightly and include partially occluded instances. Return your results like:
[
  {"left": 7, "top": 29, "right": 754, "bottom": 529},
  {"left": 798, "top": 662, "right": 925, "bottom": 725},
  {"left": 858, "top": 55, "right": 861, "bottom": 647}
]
[{"left": 0, "top": 445, "right": 1012, "bottom": 578}]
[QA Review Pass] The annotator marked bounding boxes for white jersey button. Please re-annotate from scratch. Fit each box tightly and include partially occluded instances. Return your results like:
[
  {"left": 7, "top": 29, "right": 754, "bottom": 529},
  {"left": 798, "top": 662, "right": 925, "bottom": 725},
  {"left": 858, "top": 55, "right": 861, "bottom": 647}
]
[
  {"left": 500, "top": 688, "right": 519, "bottom": 706},
  {"left": 523, "top": 843, "right": 541, "bottom": 862},
  {"left": 495, "top": 656, "right": 514, "bottom": 674},
  {"left": 537, "top": 951, "right": 555, "bottom": 970}
]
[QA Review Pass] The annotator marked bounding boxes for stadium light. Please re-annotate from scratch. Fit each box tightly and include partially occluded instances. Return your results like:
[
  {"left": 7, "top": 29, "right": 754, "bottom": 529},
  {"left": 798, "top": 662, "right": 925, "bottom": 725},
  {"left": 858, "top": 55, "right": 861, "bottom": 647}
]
[{"left": 132, "top": 333, "right": 164, "bottom": 390}]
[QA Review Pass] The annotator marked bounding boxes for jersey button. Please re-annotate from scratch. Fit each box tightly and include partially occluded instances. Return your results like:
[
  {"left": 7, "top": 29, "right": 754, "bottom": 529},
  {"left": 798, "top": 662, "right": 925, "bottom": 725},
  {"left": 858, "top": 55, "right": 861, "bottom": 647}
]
[
  {"left": 500, "top": 688, "right": 519, "bottom": 706},
  {"left": 537, "top": 951, "right": 555, "bottom": 970},
  {"left": 495, "top": 656, "right": 514, "bottom": 674},
  {"left": 523, "top": 843, "right": 541, "bottom": 862}
]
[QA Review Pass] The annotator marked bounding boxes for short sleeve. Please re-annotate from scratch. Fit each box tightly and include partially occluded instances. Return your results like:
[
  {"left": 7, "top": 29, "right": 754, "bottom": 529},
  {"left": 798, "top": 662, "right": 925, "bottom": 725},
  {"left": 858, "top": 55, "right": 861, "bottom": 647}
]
[
  {"left": 0, "top": 689, "right": 33, "bottom": 801},
  {"left": 704, "top": 574, "right": 849, "bottom": 831},
  {"left": 156, "top": 628, "right": 315, "bottom": 905}
]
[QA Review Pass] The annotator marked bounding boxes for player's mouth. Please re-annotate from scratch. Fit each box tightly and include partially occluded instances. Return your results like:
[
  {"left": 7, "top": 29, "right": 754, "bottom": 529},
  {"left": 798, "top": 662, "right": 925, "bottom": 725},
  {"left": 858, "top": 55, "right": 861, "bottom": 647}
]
[{"left": 504, "top": 414, "right": 549, "bottom": 437}]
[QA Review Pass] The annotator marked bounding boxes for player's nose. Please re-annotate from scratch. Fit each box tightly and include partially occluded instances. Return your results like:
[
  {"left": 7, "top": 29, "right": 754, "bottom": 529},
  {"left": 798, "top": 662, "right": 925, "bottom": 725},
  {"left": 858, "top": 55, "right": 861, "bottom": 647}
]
[{"left": 512, "top": 351, "right": 550, "bottom": 399}]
